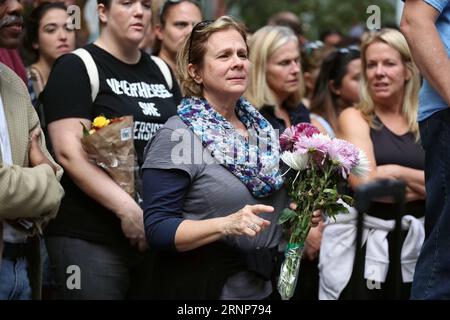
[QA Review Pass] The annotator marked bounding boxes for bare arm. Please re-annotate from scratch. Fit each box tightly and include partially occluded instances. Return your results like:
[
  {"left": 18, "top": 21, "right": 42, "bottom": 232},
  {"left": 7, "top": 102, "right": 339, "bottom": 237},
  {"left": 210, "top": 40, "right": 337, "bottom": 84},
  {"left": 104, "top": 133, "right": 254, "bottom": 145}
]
[
  {"left": 338, "top": 108, "right": 376, "bottom": 188},
  {"left": 338, "top": 108, "right": 425, "bottom": 201},
  {"left": 174, "top": 205, "right": 273, "bottom": 252},
  {"left": 48, "top": 118, "right": 147, "bottom": 250},
  {"left": 377, "top": 164, "right": 425, "bottom": 198},
  {"left": 311, "top": 118, "right": 329, "bottom": 136},
  {"left": 401, "top": 0, "right": 450, "bottom": 105}
]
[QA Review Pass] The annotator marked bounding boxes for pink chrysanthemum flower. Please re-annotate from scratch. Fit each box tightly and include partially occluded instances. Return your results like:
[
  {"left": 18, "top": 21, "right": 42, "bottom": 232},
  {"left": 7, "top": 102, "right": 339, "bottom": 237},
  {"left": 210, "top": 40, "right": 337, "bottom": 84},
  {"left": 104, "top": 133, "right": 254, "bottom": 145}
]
[
  {"left": 351, "top": 150, "right": 371, "bottom": 177},
  {"left": 280, "top": 123, "right": 321, "bottom": 152},
  {"left": 280, "top": 126, "right": 298, "bottom": 152},
  {"left": 276, "top": 122, "right": 369, "bottom": 300},
  {"left": 294, "top": 123, "right": 321, "bottom": 137},
  {"left": 294, "top": 133, "right": 330, "bottom": 154},
  {"left": 327, "top": 138, "right": 360, "bottom": 178},
  {"left": 293, "top": 134, "right": 331, "bottom": 167}
]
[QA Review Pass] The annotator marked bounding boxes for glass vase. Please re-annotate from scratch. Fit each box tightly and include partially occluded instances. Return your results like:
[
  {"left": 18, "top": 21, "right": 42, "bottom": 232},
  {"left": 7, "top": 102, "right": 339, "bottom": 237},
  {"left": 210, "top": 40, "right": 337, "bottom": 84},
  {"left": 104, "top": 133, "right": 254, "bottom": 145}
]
[{"left": 277, "top": 243, "right": 304, "bottom": 300}]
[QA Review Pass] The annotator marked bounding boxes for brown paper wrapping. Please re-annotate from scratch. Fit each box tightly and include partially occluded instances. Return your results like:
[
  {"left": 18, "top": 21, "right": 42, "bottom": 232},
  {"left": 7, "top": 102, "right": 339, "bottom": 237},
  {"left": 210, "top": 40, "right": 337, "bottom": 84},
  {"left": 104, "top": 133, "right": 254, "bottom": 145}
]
[{"left": 81, "top": 115, "right": 135, "bottom": 197}]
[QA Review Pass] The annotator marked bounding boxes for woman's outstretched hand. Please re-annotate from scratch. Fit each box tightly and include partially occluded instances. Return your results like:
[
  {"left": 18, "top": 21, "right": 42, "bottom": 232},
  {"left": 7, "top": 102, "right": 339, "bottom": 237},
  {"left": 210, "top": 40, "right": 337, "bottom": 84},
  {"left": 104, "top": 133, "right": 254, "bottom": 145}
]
[{"left": 222, "top": 204, "right": 274, "bottom": 237}]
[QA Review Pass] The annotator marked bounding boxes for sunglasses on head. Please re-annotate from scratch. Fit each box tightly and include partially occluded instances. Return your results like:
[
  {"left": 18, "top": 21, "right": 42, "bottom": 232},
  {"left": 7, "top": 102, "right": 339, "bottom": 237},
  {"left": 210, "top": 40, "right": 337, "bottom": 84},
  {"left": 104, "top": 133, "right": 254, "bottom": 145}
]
[
  {"left": 336, "top": 45, "right": 360, "bottom": 54},
  {"left": 188, "top": 20, "right": 213, "bottom": 63},
  {"left": 302, "top": 40, "right": 324, "bottom": 56}
]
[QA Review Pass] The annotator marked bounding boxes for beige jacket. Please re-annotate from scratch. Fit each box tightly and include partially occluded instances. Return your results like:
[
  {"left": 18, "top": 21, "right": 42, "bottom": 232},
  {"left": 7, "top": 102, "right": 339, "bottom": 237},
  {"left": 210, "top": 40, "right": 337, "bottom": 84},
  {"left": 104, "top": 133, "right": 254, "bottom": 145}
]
[{"left": 0, "top": 63, "right": 64, "bottom": 299}]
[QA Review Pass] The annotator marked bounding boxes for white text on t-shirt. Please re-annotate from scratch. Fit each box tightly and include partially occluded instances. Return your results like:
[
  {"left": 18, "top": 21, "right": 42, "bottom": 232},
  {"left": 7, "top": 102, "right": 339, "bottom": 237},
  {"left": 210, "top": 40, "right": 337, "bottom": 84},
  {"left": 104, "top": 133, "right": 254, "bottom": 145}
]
[
  {"left": 134, "top": 121, "right": 163, "bottom": 141},
  {"left": 106, "top": 78, "right": 173, "bottom": 99}
]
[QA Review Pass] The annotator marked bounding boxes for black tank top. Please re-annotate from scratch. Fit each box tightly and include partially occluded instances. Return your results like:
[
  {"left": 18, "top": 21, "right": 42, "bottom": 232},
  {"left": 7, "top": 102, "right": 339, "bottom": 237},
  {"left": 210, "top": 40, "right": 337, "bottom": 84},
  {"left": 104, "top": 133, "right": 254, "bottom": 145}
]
[
  {"left": 371, "top": 117, "right": 425, "bottom": 170},
  {"left": 368, "top": 117, "right": 425, "bottom": 219}
]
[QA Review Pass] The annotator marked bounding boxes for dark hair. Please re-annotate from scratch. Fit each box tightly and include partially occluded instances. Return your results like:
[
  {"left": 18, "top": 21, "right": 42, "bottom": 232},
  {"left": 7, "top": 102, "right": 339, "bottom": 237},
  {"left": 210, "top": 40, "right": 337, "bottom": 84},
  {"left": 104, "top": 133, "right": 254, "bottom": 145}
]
[
  {"left": 23, "top": 1, "right": 67, "bottom": 62},
  {"left": 267, "top": 11, "right": 303, "bottom": 35},
  {"left": 321, "top": 47, "right": 360, "bottom": 89},
  {"left": 310, "top": 47, "right": 361, "bottom": 131},
  {"left": 320, "top": 29, "right": 343, "bottom": 42},
  {"left": 301, "top": 41, "right": 335, "bottom": 72},
  {"left": 97, "top": 0, "right": 111, "bottom": 8},
  {"left": 152, "top": 0, "right": 202, "bottom": 55},
  {"left": 159, "top": 0, "right": 201, "bottom": 26}
]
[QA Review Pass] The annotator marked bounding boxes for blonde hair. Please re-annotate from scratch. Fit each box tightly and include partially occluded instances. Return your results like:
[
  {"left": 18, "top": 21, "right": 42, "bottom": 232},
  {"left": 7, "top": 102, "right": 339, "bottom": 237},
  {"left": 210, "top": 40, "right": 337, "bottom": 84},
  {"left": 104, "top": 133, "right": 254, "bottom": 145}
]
[
  {"left": 358, "top": 28, "right": 420, "bottom": 139},
  {"left": 245, "top": 25, "right": 304, "bottom": 109},
  {"left": 177, "top": 16, "right": 248, "bottom": 97}
]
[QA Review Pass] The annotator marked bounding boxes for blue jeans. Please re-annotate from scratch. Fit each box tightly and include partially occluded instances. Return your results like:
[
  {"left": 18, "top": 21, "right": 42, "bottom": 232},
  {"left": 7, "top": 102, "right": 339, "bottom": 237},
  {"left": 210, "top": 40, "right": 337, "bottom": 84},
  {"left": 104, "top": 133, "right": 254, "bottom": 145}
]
[
  {"left": 0, "top": 257, "right": 32, "bottom": 300},
  {"left": 411, "top": 109, "right": 450, "bottom": 299}
]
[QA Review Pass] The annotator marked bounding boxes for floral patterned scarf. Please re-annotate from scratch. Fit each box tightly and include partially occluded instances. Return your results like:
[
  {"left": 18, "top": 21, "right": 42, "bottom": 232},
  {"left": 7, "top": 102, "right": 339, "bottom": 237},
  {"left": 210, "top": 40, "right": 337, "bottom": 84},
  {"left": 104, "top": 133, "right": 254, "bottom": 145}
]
[{"left": 178, "top": 96, "right": 284, "bottom": 198}]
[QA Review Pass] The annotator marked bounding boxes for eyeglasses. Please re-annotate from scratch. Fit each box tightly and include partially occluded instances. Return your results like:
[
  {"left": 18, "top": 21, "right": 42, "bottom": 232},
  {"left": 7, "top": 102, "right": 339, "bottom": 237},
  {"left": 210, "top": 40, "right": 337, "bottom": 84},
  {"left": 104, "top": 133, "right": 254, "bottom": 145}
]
[{"left": 188, "top": 20, "right": 213, "bottom": 63}]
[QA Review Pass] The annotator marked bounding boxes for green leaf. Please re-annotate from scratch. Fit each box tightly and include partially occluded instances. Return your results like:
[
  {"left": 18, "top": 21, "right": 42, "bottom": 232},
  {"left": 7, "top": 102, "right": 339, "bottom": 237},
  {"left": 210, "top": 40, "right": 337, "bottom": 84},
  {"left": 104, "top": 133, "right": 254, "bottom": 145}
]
[
  {"left": 278, "top": 208, "right": 296, "bottom": 225},
  {"left": 323, "top": 188, "right": 337, "bottom": 195},
  {"left": 292, "top": 227, "right": 302, "bottom": 239},
  {"left": 81, "top": 122, "right": 90, "bottom": 137},
  {"left": 323, "top": 202, "right": 348, "bottom": 216},
  {"left": 341, "top": 195, "right": 354, "bottom": 205}
]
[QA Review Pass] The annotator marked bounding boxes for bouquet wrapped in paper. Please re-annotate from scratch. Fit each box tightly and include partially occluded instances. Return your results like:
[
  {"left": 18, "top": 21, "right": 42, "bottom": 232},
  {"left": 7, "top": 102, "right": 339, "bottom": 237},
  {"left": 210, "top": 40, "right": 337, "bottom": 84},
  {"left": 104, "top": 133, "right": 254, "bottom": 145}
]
[
  {"left": 277, "top": 123, "right": 370, "bottom": 300},
  {"left": 81, "top": 115, "right": 135, "bottom": 197}
]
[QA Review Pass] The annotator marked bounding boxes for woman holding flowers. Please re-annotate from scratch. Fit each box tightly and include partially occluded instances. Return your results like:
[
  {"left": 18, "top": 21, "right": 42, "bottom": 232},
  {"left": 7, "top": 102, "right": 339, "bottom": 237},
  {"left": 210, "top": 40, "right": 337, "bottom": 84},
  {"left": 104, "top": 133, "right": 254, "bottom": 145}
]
[
  {"left": 142, "top": 16, "right": 319, "bottom": 300},
  {"left": 293, "top": 47, "right": 361, "bottom": 299},
  {"left": 41, "top": 0, "right": 181, "bottom": 299},
  {"left": 320, "top": 28, "right": 425, "bottom": 299},
  {"left": 245, "top": 25, "right": 323, "bottom": 300}
]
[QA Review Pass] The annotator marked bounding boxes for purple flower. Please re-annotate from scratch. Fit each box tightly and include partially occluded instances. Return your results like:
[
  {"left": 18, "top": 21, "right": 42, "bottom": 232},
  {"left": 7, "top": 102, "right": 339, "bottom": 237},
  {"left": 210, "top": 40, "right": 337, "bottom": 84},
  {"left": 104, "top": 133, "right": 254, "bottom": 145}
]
[
  {"left": 327, "top": 138, "right": 359, "bottom": 178},
  {"left": 294, "top": 133, "right": 330, "bottom": 159},
  {"left": 280, "top": 126, "right": 298, "bottom": 152},
  {"left": 351, "top": 150, "right": 371, "bottom": 177},
  {"left": 294, "top": 123, "right": 321, "bottom": 138},
  {"left": 280, "top": 123, "right": 321, "bottom": 152}
]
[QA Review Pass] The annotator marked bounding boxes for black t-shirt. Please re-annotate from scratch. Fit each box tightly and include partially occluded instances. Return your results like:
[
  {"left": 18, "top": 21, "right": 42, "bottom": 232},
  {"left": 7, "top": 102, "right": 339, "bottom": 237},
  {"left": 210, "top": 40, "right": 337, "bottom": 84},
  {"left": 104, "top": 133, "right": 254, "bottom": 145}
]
[{"left": 42, "top": 43, "right": 181, "bottom": 246}]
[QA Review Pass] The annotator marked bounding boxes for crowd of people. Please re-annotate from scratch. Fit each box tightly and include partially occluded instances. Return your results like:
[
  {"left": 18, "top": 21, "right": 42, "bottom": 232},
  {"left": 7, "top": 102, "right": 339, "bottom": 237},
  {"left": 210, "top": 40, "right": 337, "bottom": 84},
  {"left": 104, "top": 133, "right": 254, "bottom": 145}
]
[{"left": 0, "top": 0, "right": 449, "bottom": 300}]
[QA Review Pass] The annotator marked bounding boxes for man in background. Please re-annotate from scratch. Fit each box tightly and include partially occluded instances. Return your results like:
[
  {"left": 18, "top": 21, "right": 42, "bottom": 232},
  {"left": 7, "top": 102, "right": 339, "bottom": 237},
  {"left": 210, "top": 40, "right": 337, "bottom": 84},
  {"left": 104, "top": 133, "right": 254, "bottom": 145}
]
[
  {"left": 401, "top": 0, "right": 450, "bottom": 299},
  {"left": 0, "top": 0, "right": 64, "bottom": 300}
]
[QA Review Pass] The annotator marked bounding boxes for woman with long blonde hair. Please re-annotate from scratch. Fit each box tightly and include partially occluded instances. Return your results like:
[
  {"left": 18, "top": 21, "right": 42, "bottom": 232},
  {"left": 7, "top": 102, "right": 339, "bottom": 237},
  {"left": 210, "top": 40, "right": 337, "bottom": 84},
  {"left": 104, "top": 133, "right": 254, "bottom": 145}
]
[
  {"left": 245, "top": 25, "right": 309, "bottom": 134},
  {"left": 319, "top": 28, "right": 425, "bottom": 300}
]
